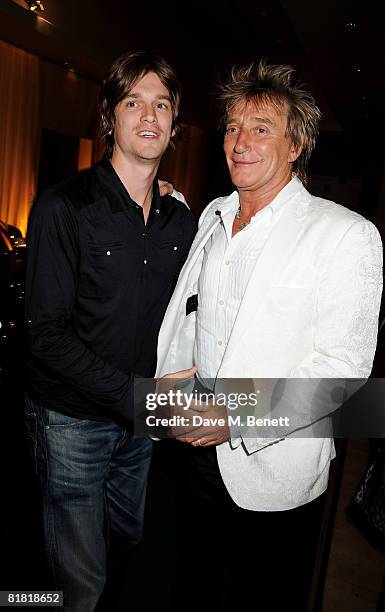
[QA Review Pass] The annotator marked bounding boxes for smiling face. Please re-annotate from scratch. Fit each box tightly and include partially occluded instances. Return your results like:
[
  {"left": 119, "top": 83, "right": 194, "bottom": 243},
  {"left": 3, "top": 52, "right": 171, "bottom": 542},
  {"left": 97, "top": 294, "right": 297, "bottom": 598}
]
[
  {"left": 223, "top": 98, "right": 301, "bottom": 197},
  {"left": 112, "top": 71, "right": 175, "bottom": 166}
]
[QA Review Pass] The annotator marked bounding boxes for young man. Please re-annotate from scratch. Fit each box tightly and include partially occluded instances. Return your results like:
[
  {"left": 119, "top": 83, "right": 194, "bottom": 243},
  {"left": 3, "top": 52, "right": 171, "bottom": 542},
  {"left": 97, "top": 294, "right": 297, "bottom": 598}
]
[
  {"left": 25, "top": 50, "right": 195, "bottom": 611},
  {"left": 156, "top": 60, "right": 383, "bottom": 609}
]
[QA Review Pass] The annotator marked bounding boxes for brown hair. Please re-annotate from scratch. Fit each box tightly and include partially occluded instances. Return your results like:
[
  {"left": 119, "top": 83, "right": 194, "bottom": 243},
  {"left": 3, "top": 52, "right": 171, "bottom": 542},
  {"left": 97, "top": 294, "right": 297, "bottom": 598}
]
[
  {"left": 99, "top": 49, "right": 181, "bottom": 157},
  {"left": 218, "top": 59, "right": 322, "bottom": 183}
]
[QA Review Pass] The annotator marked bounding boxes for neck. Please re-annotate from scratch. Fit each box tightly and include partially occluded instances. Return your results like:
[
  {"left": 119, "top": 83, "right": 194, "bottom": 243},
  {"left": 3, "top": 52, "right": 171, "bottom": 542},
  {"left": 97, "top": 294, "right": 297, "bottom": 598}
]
[
  {"left": 111, "top": 150, "right": 159, "bottom": 213},
  {"left": 238, "top": 171, "right": 292, "bottom": 217}
]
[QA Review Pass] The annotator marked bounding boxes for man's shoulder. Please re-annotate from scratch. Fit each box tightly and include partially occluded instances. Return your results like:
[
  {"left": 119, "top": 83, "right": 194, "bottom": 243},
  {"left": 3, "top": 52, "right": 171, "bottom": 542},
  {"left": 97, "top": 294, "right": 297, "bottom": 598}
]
[
  {"left": 37, "top": 165, "right": 102, "bottom": 213},
  {"left": 300, "top": 189, "right": 382, "bottom": 253},
  {"left": 163, "top": 192, "right": 191, "bottom": 213},
  {"left": 161, "top": 193, "right": 197, "bottom": 229},
  {"left": 304, "top": 188, "right": 370, "bottom": 229}
]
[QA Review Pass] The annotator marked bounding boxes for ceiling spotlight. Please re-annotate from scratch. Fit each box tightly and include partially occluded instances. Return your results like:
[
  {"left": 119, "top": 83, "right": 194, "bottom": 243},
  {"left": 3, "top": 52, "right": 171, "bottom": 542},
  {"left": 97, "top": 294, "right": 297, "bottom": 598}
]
[{"left": 25, "top": 0, "right": 45, "bottom": 12}]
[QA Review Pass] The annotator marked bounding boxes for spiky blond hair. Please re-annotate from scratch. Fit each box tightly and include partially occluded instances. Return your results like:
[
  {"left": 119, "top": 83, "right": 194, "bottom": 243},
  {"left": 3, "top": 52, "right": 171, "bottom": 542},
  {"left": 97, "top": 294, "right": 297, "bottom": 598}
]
[{"left": 219, "top": 60, "right": 322, "bottom": 183}]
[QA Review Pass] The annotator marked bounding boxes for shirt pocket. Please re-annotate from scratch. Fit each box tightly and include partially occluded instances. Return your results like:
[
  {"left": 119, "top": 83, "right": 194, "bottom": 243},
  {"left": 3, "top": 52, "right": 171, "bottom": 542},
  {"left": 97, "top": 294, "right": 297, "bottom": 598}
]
[
  {"left": 151, "top": 236, "right": 185, "bottom": 277},
  {"left": 88, "top": 240, "right": 127, "bottom": 256},
  {"left": 80, "top": 241, "right": 130, "bottom": 297}
]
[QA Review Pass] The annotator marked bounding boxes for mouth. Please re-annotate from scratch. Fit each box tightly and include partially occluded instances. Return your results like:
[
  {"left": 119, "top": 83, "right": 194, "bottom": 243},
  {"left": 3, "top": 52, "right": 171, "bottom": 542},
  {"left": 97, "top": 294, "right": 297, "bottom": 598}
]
[
  {"left": 137, "top": 130, "right": 160, "bottom": 138},
  {"left": 232, "top": 159, "right": 263, "bottom": 165}
]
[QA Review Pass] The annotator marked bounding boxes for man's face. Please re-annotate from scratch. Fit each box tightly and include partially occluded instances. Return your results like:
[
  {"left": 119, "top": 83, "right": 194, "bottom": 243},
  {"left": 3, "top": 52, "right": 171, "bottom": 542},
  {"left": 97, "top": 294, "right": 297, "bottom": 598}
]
[
  {"left": 113, "top": 71, "right": 175, "bottom": 164},
  {"left": 223, "top": 99, "right": 301, "bottom": 195}
]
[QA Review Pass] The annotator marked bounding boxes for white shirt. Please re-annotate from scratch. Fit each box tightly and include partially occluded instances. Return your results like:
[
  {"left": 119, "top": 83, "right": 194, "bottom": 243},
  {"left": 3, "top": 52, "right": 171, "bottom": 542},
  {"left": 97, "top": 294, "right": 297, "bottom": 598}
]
[{"left": 194, "top": 187, "right": 288, "bottom": 382}]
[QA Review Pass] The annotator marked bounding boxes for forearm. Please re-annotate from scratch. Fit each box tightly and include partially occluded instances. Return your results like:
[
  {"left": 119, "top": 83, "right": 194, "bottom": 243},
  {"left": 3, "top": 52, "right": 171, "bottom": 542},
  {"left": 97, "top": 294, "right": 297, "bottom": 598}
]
[{"left": 27, "top": 318, "right": 135, "bottom": 419}]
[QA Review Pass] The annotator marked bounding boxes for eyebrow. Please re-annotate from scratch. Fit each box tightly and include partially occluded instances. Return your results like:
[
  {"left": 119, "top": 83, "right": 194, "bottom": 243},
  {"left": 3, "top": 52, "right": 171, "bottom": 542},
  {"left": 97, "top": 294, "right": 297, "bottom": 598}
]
[
  {"left": 126, "top": 93, "right": 172, "bottom": 102},
  {"left": 226, "top": 115, "right": 275, "bottom": 126},
  {"left": 252, "top": 116, "right": 274, "bottom": 126}
]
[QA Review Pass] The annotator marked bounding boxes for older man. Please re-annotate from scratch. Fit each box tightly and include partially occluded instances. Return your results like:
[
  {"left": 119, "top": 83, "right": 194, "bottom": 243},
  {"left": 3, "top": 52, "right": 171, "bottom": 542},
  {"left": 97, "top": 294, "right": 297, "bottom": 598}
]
[{"left": 156, "top": 60, "right": 382, "bottom": 609}]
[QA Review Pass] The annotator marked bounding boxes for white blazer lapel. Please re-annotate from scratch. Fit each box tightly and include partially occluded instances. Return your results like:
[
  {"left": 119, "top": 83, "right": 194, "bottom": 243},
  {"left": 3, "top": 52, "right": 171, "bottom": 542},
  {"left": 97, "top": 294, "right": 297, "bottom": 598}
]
[
  {"left": 156, "top": 195, "right": 237, "bottom": 375},
  {"left": 161, "top": 193, "right": 239, "bottom": 315}
]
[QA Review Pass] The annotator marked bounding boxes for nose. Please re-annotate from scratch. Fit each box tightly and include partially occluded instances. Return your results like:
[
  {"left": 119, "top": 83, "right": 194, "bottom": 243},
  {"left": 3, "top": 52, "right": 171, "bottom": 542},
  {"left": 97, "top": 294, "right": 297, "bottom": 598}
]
[
  {"left": 141, "top": 103, "right": 156, "bottom": 123},
  {"left": 233, "top": 127, "right": 250, "bottom": 154}
]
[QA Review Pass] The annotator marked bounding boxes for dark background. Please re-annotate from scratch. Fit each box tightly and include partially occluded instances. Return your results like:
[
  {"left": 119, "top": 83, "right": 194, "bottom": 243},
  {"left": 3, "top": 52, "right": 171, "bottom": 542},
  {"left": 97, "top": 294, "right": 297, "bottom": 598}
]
[
  {"left": 0, "top": 0, "right": 384, "bottom": 607},
  {"left": 1, "top": 0, "right": 384, "bottom": 221}
]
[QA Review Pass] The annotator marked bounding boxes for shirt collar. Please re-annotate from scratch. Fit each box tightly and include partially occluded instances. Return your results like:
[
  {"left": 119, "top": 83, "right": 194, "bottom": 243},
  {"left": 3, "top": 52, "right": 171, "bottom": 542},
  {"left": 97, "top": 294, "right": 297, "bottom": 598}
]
[
  {"left": 267, "top": 174, "right": 303, "bottom": 215},
  {"left": 95, "top": 156, "right": 164, "bottom": 214},
  {"left": 231, "top": 174, "right": 303, "bottom": 222}
]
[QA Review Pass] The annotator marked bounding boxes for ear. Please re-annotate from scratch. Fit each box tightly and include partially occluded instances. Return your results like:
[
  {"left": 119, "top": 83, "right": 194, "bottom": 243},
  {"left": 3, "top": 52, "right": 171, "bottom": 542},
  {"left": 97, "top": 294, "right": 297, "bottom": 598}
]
[
  {"left": 288, "top": 143, "right": 302, "bottom": 163},
  {"left": 171, "top": 128, "right": 176, "bottom": 138}
]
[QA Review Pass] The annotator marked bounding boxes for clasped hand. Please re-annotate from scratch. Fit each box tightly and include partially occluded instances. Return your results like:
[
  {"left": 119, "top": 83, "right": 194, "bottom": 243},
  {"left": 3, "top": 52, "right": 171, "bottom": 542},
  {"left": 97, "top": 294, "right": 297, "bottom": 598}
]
[{"left": 156, "top": 368, "right": 230, "bottom": 447}]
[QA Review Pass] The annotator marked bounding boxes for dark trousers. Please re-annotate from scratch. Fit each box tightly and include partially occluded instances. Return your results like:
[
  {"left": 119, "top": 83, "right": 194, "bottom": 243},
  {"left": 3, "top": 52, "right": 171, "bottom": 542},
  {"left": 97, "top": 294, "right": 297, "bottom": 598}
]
[
  {"left": 25, "top": 398, "right": 152, "bottom": 612},
  {"left": 172, "top": 444, "right": 326, "bottom": 612}
]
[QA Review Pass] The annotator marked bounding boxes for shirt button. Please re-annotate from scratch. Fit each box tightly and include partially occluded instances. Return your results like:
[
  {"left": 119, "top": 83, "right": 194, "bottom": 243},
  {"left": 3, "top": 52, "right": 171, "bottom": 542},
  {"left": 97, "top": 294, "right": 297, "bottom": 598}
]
[
  {"left": 144, "top": 259, "right": 147, "bottom": 264},
  {"left": 173, "top": 246, "right": 178, "bottom": 250},
  {"left": 218, "top": 340, "right": 223, "bottom": 346},
  {"left": 219, "top": 300, "right": 224, "bottom": 305},
  {"left": 106, "top": 251, "right": 111, "bottom": 256},
  {"left": 136, "top": 205, "right": 141, "bottom": 211},
  {"left": 155, "top": 209, "right": 160, "bottom": 214},
  {"left": 142, "top": 233, "right": 147, "bottom": 238},
  {"left": 225, "top": 260, "right": 230, "bottom": 266}
]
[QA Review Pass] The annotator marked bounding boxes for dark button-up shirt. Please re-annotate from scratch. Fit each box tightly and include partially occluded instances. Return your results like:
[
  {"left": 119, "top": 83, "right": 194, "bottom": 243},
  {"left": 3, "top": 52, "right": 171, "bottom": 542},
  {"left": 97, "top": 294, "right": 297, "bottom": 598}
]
[{"left": 25, "top": 158, "right": 196, "bottom": 422}]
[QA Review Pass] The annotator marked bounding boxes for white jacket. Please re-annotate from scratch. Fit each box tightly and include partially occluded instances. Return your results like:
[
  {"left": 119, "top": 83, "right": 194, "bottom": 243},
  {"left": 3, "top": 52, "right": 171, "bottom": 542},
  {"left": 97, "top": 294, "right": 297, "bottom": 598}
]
[{"left": 156, "top": 178, "right": 383, "bottom": 510}]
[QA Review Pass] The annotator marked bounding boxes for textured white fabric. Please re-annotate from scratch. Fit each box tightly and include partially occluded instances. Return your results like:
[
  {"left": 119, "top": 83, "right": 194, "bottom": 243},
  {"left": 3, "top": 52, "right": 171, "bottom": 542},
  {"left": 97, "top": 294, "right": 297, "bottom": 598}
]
[{"left": 156, "top": 177, "right": 383, "bottom": 510}]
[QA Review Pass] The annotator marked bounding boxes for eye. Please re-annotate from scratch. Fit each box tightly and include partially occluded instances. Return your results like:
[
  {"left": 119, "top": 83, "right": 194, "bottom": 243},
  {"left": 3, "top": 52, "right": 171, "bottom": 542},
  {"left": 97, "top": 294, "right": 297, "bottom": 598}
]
[
  {"left": 126, "top": 100, "right": 138, "bottom": 108},
  {"left": 225, "top": 126, "right": 238, "bottom": 135},
  {"left": 157, "top": 102, "right": 169, "bottom": 110},
  {"left": 256, "top": 127, "right": 267, "bottom": 135}
]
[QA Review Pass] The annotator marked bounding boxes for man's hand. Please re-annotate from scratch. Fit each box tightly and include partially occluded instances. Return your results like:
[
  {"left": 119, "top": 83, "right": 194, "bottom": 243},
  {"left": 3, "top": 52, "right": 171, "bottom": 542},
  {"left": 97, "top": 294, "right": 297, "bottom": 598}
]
[
  {"left": 156, "top": 366, "right": 197, "bottom": 395},
  {"left": 172, "top": 399, "right": 230, "bottom": 446},
  {"left": 154, "top": 368, "right": 229, "bottom": 444},
  {"left": 158, "top": 179, "right": 174, "bottom": 197},
  {"left": 152, "top": 367, "right": 198, "bottom": 437},
  {"left": 180, "top": 430, "right": 230, "bottom": 448},
  {"left": 160, "top": 367, "right": 197, "bottom": 380},
  {"left": 177, "top": 400, "right": 230, "bottom": 447}
]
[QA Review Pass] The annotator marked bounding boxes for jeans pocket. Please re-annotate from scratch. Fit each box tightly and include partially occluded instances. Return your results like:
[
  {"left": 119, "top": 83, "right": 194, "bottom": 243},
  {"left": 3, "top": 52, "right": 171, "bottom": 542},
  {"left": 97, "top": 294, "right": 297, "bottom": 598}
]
[{"left": 47, "top": 410, "right": 89, "bottom": 428}]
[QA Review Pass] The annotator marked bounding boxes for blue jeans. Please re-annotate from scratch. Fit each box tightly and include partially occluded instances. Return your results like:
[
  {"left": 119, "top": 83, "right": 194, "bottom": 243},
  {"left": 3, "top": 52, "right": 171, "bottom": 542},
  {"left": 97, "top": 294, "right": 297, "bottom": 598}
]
[{"left": 25, "top": 398, "right": 152, "bottom": 612}]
